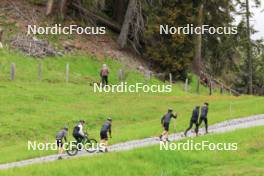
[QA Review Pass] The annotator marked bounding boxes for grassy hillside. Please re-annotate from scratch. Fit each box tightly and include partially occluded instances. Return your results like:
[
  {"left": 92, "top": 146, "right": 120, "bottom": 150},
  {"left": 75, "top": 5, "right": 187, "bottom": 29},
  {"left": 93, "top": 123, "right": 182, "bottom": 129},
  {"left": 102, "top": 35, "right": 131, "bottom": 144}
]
[
  {"left": 0, "top": 48, "right": 264, "bottom": 164},
  {"left": 1, "top": 126, "right": 264, "bottom": 176}
]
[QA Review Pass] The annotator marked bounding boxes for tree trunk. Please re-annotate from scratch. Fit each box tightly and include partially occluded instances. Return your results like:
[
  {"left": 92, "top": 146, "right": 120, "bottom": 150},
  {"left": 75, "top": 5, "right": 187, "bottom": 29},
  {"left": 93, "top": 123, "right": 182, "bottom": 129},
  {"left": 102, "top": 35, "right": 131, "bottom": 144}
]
[
  {"left": 46, "top": 0, "right": 54, "bottom": 16},
  {"left": 246, "top": 0, "right": 253, "bottom": 94},
  {"left": 117, "top": 0, "right": 136, "bottom": 48},
  {"left": 0, "top": 28, "right": 3, "bottom": 42},
  {"left": 96, "top": 0, "right": 105, "bottom": 10},
  {"left": 192, "top": 3, "right": 203, "bottom": 75},
  {"left": 113, "top": 0, "right": 126, "bottom": 24},
  {"left": 72, "top": 2, "right": 121, "bottom": 32},
  {"left": 59, "top": 0, "right": 68, "bottom": 19},
  {"left": 193, "top": 3, "right": 203, "bottom": 93}
]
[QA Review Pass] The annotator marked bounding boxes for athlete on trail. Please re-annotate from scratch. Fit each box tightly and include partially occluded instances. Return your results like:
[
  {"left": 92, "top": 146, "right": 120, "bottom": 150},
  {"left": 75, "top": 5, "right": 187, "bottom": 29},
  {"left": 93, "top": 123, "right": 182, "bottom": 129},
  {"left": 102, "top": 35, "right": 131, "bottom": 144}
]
[
  {"left": 159, "top": 108, "right": 177, "bottom": 141},
  {"left": 100, "top": 118, "right": 112, "bottom": 152},
  {"left": 184, "top": 106, "right": 200, "bottom": 137},
  {"left": 72, "top": 120, "right": 86, "bottom": 145},
  {"left": 56, "top": 126, "right": 68, "bottom": 159},
  {"left": 198, "top": 102, "right": 209, "bottom": 133},
  {"left": 100, "top": 64, "right": 109, "bottom": 86}
]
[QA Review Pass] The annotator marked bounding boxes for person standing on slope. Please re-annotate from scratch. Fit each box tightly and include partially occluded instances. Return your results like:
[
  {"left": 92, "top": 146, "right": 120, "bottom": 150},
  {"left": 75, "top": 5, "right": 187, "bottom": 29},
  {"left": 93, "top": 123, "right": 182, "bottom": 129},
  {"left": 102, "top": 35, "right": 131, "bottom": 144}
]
[
  {"left": 0, "top": 28, "right": 3, "bottom": 49},
  {"left": 184, "top": 106, "right": 200, "bottom": 137},
  {"left": 159, "top": 108, "right": 177, "bottom": 142},
  {"left": 100, "top": 117, "right": 112, "bottom": 152},
  {"left": 198, "top": 102, "right": 209, "bottom": 134},
  {"left": 100, "top": 64, "right": 109, "bottom": 86},
  {"left": 56, "top": 126, "right": 68, "bottom": 160}
]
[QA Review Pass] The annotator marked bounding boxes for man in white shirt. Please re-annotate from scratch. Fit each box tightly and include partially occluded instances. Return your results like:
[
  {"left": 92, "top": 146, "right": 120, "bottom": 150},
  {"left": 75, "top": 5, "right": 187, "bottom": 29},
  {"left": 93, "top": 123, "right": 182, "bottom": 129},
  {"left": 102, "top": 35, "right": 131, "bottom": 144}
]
[{"left": 72, "top": 120, "right": 85, "bottom": 145}]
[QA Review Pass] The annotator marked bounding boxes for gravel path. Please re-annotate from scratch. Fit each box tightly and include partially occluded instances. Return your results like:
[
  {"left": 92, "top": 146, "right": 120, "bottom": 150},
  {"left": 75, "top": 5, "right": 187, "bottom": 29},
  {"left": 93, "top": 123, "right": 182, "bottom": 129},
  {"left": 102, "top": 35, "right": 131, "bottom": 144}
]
[{"left": 1, "top": 114, "right": 264, "bottom": 170}]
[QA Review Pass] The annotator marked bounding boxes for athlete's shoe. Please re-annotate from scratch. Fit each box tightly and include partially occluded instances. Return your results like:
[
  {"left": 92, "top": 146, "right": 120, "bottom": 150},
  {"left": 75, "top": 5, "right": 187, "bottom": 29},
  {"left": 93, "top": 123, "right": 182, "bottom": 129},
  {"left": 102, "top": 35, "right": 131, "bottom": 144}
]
[
  {"left": 159, "top": 135, "right": 163, "bottom": 141},
  {"left": 166, "top": 138, "right": 170, "bottom": 142},
  {"left": 184, "top": 131, "right": 187, "bottom": 137}
]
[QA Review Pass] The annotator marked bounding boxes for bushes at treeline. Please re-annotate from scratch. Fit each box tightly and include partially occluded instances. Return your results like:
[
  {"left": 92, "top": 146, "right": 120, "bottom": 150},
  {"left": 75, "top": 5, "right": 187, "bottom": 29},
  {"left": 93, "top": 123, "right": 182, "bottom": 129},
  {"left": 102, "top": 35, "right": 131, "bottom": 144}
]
[{"left": 26, "top": 0, "right": 264, "bottom": 94}]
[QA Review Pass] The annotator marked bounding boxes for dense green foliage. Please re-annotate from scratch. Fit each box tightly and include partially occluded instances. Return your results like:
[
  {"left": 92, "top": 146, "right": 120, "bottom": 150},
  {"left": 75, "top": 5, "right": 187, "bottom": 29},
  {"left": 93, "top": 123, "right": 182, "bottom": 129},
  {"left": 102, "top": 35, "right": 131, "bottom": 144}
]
[
  {"left": 143, "top": 1, "right": 194, "bottom": 80},
  {"left": 102, "top": 0, "right": 263, "bottom": 94},
  {"left": 235, "top": 30, "right": 264, "bottom": 94}
]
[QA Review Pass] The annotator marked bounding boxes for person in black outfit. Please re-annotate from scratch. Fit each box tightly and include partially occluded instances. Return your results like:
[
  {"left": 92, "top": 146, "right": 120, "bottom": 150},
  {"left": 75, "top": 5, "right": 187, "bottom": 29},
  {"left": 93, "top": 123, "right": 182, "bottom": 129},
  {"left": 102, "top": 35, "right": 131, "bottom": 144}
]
[
  {"left": 100, "top": 118, "right": 112, "bottom": 152},
  {"left": 184, "top": 106, "right": 200, "bottom": 137},
  {"left": 198, "top": 102, "right": 209, "bottom": 134},
  {"left": 159, "top": 108, "right": 177, "bottom": 141}
]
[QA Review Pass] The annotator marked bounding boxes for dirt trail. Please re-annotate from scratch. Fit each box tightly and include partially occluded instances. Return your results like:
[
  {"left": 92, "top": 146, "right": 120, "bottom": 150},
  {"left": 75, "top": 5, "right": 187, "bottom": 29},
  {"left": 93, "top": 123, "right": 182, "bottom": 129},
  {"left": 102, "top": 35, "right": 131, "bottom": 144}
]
[{"left": 1, "top": 114, "right": 264, "bottom": 170}]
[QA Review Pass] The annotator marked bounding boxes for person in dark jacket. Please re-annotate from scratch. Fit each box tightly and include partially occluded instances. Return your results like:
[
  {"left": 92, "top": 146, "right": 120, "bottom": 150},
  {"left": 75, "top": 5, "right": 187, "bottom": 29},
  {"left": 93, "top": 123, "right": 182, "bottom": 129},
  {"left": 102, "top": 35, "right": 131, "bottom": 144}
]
[
  {"left": 159, "top": 108, "right": 177, "bottom": 141},
  {"left": 72, "top": 120, "right": 85, "bottom": 145},
  {"left": 56, "top": 126, "right": 68, "bottom": 159},
  {"left": 184, "top": 106, "right": 200, "bottom": 137},
  {"left": 100, "top": 64, "right": 109, "bottom": 86},
  {"left": 198, "top": 102, "right": 209, "bottom": 133},
  {"left": 100, "top": 118, "right": 112, "bottom": 152}
]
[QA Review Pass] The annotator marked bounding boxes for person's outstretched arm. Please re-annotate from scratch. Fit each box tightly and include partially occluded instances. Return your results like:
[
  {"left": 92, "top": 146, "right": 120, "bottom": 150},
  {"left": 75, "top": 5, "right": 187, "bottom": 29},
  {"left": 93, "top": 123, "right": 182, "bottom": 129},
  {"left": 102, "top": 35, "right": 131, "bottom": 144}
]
[
  {"left": 173, "top": 113, "right": 178, "bottom": 119},
  {"left": 161, "top": 115, "right": 165, "bottom": 124}
]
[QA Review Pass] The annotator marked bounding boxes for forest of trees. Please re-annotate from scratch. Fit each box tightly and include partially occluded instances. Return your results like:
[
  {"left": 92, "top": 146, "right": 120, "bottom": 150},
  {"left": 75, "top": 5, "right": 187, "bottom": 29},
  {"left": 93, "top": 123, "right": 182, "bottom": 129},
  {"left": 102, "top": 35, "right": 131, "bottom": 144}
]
[{"left": 41, "top": 0, "right": 264, "bottom": 95}]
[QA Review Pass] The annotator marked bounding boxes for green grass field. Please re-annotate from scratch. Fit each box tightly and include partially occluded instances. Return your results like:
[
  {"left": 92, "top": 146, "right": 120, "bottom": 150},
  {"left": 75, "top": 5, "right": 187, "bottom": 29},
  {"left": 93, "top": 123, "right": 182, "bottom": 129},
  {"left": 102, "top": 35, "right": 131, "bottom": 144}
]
[
  {"left": 0, "top": 48, "right": 264, "bottom": 164},
  {"left": 1, "top": 126, "right": 264, "bottom": 176}
]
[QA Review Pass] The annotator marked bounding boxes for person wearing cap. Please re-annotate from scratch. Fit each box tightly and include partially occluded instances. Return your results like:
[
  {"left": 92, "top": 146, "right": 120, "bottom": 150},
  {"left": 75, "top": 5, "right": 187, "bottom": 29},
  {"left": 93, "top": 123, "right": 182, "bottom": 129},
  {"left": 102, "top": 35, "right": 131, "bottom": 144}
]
[
  {"left": 100, "top": 64, "right": 109, "bottom": 86},
  {"left": 198, "top": 102, "right": 209, "bottom": 134},
  {"left": 159, "top": 108, "right": 177, "bottom": 141},
  {"left": 56, "top": 126, "right": 68, "bottom": 159},
  {"left": 184, "top": 106, "right": 200, "bottom": 137},
  {"left": 99, "top": 118, "right": 112, "bottom": 152},
  {"left": 72, "top": 120, "right": 85, "bottom": 146}
]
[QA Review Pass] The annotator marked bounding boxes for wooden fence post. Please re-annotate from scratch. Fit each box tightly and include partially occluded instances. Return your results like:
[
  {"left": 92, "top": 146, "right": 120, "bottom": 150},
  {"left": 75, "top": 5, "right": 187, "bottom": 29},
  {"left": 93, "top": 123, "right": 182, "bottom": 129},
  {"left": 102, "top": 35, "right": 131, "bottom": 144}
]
[
  {"left": 220, "top": 84, "right": 224, "bottom": 94},
  {"left": 209, "top": 79, "right": 212, "bottom": 95},
  {"left": 38, "top": 63, "right": 42, "bottom": 81},
  {"left": 66, "top": 63, "right": 69, "bottom": 83},
  {"left": 169, "top": 73, "right": 172, "bottom": 84},
  {"left": 196, "top": 77, "right": 200, "bottom": 94},
  {"left": 118, "top": 69, "right": 124, "bottom": 82},
  {"left": 184, "top": 78, "right": 188, "bottom": 92},
  {"left": 145, "top": 71, "right": 151, "bottom": 82},
  {"left": 11, "top": 63, "right": 15, "bottom": 81}
]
